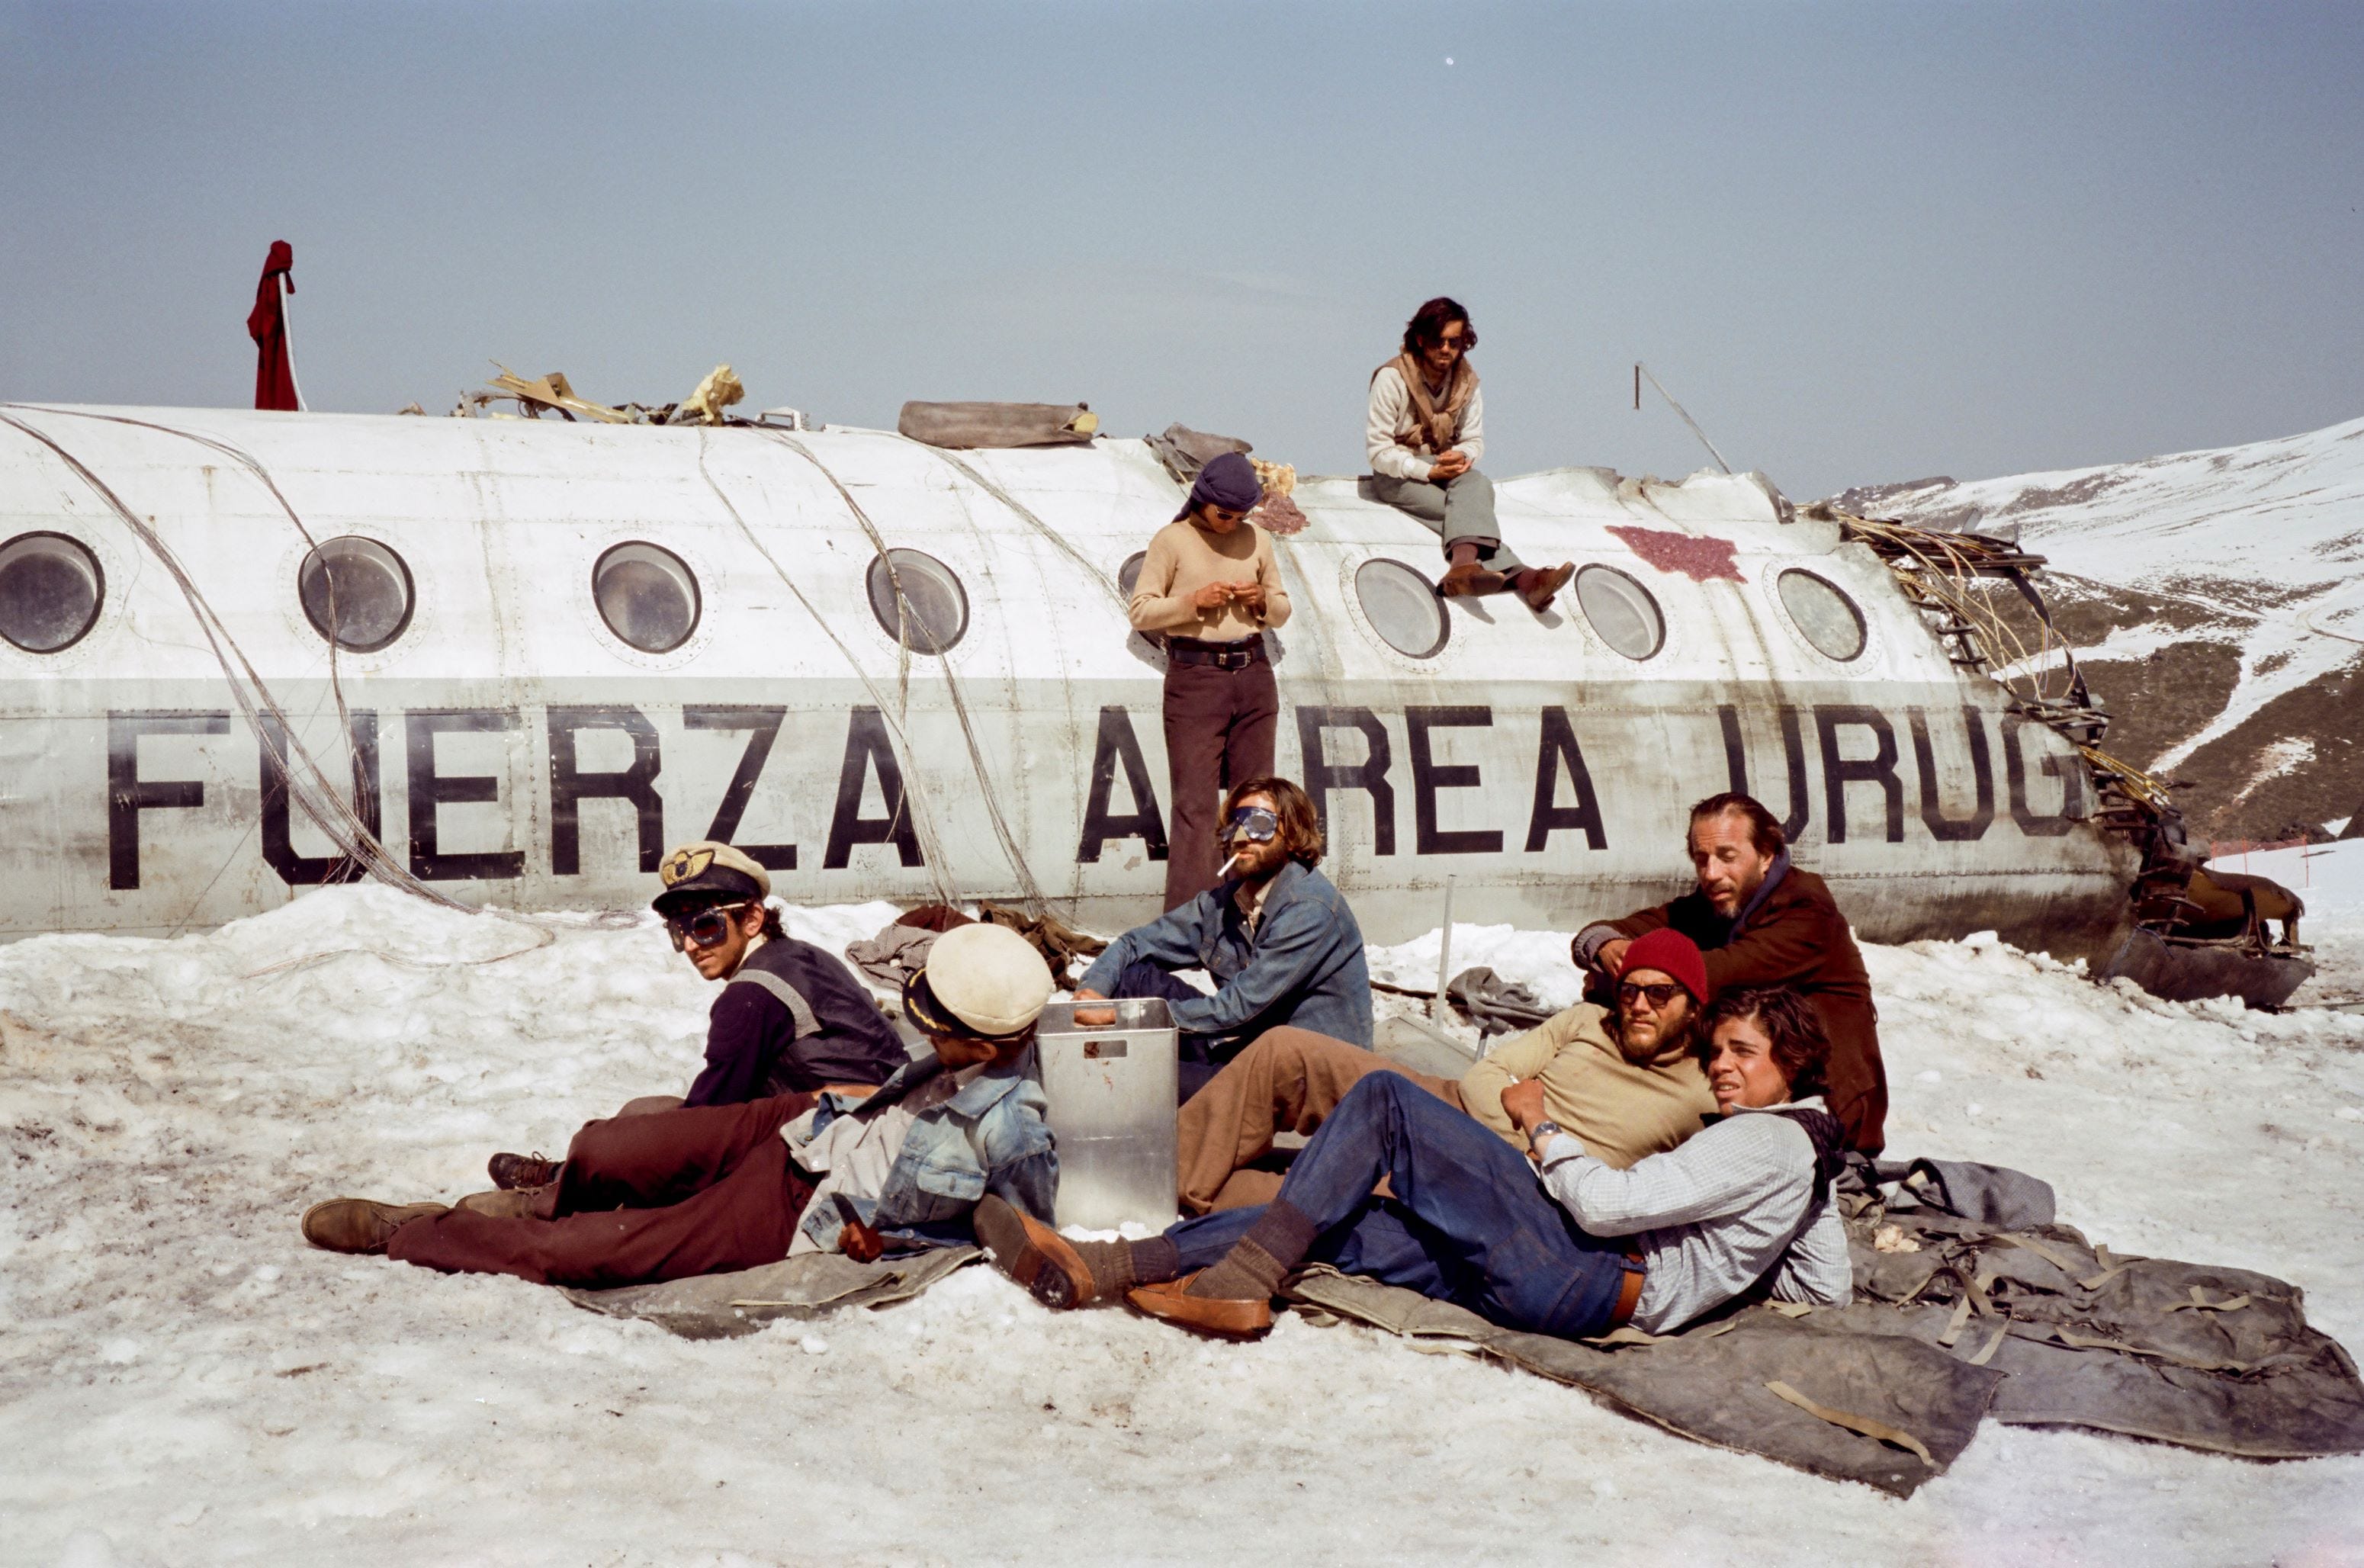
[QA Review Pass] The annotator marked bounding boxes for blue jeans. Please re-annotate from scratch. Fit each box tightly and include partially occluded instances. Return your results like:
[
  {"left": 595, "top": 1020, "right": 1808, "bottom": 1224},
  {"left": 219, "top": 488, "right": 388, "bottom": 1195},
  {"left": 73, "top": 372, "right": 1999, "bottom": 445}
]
[
  {"left": 1110, "top": 959, "right": 1234, "bottom": 1103},
  {"left": 1164, "top": 1073, "right": 1635, "bottom": 1339}
]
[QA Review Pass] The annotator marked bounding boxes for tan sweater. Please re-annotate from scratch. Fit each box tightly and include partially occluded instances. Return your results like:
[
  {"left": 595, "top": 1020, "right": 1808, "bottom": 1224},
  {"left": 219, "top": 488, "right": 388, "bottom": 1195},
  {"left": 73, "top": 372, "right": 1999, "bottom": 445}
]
[
  {"left": 1128, "top": 519, "right": 1293, "bottom": 642},
  {"left": 1458, "top": 1003, "right": 1717, "bottom": 1169}
]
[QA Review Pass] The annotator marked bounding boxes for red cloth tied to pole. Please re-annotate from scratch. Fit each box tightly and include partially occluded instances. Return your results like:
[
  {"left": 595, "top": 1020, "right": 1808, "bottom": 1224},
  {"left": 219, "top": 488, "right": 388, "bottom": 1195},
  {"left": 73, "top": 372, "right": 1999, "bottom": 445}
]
[{"left": 247, "top": 240, "right": 299, "bottom": 411}]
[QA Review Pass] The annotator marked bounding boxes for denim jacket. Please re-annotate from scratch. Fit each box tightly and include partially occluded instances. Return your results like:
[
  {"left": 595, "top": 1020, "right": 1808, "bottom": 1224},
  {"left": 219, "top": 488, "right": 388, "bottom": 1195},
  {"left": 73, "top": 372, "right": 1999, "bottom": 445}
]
[
  {"left": 789, "top": 1048, "right": 1058, "bottom": 1252},
  {"left": 1077, "top": 860, "right": 1373, "bottom": 1047}
]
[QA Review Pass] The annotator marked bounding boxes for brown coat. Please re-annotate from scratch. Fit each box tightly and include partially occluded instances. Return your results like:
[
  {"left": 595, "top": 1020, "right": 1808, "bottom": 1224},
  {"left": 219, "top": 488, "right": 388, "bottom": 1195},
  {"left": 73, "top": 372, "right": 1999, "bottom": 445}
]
[{"left": 1604, "top": 864, "right": 1888, "bottom": 1154}]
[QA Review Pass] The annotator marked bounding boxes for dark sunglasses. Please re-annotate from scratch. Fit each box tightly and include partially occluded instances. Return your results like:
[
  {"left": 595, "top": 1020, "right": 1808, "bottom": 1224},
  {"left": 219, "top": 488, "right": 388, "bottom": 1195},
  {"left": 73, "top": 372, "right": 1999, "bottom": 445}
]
[
  {"left": 666, "top": 901, "right": 751, "bottom": 952},
  {"left": 1617, "top": 981, "right": 1685, "bottom": 1010},
  {"left": 1225, "top": 805, "right": 1280, "bottom": 843}
]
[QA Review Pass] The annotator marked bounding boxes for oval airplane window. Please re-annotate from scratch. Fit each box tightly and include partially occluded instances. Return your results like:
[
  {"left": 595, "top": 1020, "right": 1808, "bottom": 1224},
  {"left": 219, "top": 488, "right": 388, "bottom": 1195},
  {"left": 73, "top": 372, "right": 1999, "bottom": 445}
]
[
  {"left": 0, "top": 531, "right": 104, "bottom": 654},
  {"left": 593, "top": 541, "right": 700, "bottom": 654},
  {"left": 1778, "top": 569, "right": 1867, "bottom": 661},
  {"left": 299, "top": 535, "right": 414, "bottom": 653},
  {"left": 1355, "top": 557, "right": 1448, "bottom": 659},
  {"left": 1118, "top": 550, "right": 1148, "bottom": 601},
  {"left": 867, "top": 548, "right": 968, "bottom": 654},
  {"left": 1575, "top": 564, "right": 1664, "bottom": 660}
]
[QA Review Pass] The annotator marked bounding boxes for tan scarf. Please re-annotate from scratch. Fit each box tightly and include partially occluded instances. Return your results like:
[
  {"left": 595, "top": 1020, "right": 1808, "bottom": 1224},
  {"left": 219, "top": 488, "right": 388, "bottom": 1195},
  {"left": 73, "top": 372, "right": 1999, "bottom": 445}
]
[{"left": 1374, "top": 351, "right": 1478, "bottom": 455}]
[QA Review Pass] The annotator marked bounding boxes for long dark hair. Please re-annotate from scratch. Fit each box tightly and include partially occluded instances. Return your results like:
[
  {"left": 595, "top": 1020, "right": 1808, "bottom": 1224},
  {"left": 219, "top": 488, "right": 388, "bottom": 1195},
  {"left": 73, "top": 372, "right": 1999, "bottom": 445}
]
[
  {"left": 1402, "top": 297, "right": 1476, "bottom": 357},
  {"left": 1224, "top": 776, "right": 1325, "bottom": 868},
  {"left": 1701, "top": 985, "right": 1829, "bottom": 1097}
]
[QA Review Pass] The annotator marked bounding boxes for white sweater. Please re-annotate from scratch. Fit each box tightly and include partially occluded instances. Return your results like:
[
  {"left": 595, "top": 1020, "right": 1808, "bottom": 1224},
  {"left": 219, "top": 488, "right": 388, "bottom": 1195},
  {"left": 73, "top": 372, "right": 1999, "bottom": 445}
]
[
  {"left": 1535, "top": 1097, "right": 1855, "bottom": 1333},
  {"left": 1367, "top": 364, "right": 1486, "bottom": 481}
]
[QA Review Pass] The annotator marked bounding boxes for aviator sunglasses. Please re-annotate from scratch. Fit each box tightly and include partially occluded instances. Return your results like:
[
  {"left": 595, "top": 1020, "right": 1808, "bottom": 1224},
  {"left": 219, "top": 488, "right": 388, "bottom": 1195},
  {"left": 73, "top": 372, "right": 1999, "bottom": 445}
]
[
  {"left": 667, "top": 901, "right": 752, "bottom": 952},
  {"left": 1617, "top": 981, "right": 1685, "bottom": 1010},
  {"left": 1224, "top": 805, "right": 1280, "bottom": 844}
]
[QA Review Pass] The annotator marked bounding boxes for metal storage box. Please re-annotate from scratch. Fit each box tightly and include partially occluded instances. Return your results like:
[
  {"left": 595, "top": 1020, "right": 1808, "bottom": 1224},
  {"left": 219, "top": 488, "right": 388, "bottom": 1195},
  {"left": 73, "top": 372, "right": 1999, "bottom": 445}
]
[{"left": 1034, "top": 998, "right": 1179, "bottom": 1231}]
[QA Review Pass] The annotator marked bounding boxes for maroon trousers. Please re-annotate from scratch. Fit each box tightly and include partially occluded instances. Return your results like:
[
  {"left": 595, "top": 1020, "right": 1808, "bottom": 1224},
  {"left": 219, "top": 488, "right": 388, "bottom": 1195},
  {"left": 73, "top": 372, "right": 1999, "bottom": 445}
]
[
  {"left": 387, "top": 1093, "right": 817, "bottom": 1287},
  {"left": 1161, "top": 657, "right": 1279, "bottom": 910}
]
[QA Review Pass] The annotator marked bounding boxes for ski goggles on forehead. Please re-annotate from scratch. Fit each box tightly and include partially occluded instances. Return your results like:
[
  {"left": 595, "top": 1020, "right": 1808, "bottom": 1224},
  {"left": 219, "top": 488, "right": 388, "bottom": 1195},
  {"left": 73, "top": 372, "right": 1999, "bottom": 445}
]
[
  {"left": 1223, "top": 806, "right": 1280, "bottom": 844},
  {"left": 666, "top": 901, "right": 750, "bottom": 952}
]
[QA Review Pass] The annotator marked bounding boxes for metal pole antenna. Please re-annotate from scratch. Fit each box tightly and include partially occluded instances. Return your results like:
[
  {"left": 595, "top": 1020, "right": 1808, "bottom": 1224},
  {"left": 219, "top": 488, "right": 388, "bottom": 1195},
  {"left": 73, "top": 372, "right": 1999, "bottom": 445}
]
[{"left": 1633, "top": 362, "right": 1731, "bottom": 475}]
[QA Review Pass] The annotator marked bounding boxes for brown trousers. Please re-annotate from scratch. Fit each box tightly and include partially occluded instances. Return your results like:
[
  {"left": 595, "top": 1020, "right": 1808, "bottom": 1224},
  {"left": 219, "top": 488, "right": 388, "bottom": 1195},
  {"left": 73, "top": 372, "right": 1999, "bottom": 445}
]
[
  {"left": 387, "top": 1092, "right": 817, "bottom": 1287},
  {"left": 1176, "top": 1026, "right": 1463, "bottom": 1214},
  {"left": 1161, "top": 657, "right": 1278, "bottom": 910}
]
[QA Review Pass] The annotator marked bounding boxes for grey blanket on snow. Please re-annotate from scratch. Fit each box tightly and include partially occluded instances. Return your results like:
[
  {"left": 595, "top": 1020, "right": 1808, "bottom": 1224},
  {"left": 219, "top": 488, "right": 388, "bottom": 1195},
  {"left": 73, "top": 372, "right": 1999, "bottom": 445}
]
[
  {"left": 563, "top": 1247, "right": 980, "bottom": 1340},
  {"left": 1289, "top": 1202, "right": 2364, "bottom": 1496}
]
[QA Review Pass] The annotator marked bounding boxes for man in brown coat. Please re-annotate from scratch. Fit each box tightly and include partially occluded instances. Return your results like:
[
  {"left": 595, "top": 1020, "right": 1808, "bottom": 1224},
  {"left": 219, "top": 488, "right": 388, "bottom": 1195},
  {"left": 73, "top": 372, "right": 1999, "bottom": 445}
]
[{"left": 1572, "top": 792, "right": 1888, "bottom": 1154}]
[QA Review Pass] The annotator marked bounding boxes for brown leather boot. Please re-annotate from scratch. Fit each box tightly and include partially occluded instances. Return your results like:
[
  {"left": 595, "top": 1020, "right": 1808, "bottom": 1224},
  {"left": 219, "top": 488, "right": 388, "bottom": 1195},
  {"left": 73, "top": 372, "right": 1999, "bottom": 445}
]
[
  {"left": 300, "top": 1200, "right": 448, "bottom": 1255},
  {"left": 1518, "top": 561, "right": 1575, "bottom": 612},
  {"left": 1438, "top": 559, "right": 1508, "bottom": 597},
  {"left": 487, "top": 1152, "right": 560, "bottom": 1190},
  {"left": 454, "top": 1187, "right": 537, "bottom": 1220},
  {"left": 1126, "top": 1271, "right": 1275, "bottom": 1338},
  {"left": 974, "top": 1194, "right": 1115, "bottom": 1309}
]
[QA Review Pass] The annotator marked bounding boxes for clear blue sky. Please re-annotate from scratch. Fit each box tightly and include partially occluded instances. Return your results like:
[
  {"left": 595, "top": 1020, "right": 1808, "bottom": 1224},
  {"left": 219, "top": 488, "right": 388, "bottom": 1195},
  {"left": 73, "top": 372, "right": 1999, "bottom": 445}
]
[{"left": 3, "top": 1, "right": 2359, "bottom": 498}]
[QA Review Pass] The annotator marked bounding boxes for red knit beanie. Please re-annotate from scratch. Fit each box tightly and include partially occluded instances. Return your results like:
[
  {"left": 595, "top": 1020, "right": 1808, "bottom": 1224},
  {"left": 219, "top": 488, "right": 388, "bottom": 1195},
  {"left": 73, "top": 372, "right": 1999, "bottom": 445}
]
[{"left": 1619, "top": 928, "right": 1708, "bottom": 1006}]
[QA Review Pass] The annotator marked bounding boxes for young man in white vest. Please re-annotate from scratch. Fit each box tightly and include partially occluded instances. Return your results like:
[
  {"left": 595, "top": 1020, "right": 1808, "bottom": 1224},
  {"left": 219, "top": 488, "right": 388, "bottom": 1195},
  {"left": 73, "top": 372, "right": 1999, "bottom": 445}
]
[{"left": 1367, "top": 295, "right": 1572, "bottom": 613}]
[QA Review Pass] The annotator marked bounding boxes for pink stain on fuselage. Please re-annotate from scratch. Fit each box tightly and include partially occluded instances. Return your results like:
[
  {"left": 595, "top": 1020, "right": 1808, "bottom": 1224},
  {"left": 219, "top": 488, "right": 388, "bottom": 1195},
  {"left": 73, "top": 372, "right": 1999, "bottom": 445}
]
[{"left": 1605, "top": 525, "right": 1745, "bottom": 583}]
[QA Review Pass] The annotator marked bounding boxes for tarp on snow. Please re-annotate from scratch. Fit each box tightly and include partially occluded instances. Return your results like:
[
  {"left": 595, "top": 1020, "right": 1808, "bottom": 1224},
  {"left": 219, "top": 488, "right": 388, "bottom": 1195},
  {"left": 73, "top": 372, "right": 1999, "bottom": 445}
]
[
  {"left": 1287, "top": 1199, "right": 2364, "bottom": 1496},
  {"left": 563, "top": 1246, "right": 979, "bottom": 1340}
]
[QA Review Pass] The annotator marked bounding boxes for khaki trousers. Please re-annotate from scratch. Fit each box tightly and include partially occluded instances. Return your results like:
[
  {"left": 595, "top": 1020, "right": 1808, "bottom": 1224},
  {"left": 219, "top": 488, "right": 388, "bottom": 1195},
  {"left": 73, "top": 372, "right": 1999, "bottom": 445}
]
[{"left": 1175, "top": 1026, "right": 1463, "bottom": 1214}]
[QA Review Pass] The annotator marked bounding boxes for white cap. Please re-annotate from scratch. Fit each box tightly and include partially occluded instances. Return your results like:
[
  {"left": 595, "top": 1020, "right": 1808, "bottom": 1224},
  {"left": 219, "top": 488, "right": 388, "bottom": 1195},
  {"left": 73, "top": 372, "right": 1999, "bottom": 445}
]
[{"left": 914, "top": 924, "right": 1054, "bottom": 1039}]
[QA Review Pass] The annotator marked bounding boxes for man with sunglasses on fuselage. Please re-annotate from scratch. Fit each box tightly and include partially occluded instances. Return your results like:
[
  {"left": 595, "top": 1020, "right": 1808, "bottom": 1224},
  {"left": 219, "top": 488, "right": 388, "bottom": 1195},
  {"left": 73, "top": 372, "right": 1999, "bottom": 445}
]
[
  {"left": 1071, "top": 777, "right": 1370, "bottom": 1102},
  {"left": 1129, "top": 451, "right": 1293, "bottom": 911}
]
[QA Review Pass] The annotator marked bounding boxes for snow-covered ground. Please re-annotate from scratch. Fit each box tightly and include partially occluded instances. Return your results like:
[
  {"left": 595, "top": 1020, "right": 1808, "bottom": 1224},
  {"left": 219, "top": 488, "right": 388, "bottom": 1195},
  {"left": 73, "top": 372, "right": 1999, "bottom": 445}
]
[{"left": 7, "top": 871, "right": 2364, "bottom": 1567}]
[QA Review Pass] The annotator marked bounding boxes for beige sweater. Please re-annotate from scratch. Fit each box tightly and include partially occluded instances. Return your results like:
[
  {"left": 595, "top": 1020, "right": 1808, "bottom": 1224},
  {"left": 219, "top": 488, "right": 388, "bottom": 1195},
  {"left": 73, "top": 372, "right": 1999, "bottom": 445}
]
[
  {"left": 1458, "top": 1003, "right": 1717, "bottom": 1169},
  {"left": 1367, "top": 363, "right": 1487, "bottom": 482},
  {"left": 1129, "top": 519, "right": 1293, "bottom": 642}
]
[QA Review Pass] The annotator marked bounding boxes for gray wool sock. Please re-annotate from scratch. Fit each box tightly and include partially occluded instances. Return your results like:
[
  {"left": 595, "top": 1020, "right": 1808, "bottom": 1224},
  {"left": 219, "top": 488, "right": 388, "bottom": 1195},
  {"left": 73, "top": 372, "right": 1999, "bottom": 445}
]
[
  {"left": 1126, "top": 1236, "right": 1182, "bottom": 1288},
  {"left": 1066, "top": 1236, "right": 1139, "bottom": 1296},
  {"left": 1185, "top": 1200, "right": 1318, "bottom": 1302}
]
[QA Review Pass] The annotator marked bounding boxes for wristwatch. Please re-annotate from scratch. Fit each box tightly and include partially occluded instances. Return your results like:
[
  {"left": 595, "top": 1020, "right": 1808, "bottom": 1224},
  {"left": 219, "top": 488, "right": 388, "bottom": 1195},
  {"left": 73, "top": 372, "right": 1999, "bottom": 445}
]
[{"left": 1527, "top": 1120, "right": 1565, "bottom": 1148}]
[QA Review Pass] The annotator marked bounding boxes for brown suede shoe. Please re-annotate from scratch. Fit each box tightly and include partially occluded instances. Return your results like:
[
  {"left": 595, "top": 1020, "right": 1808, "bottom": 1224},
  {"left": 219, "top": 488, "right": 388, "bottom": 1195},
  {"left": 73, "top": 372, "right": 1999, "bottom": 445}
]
[
  {"left": 1126, "top": 1272, "right": 1274, "bottom": 1338},
  {"left": 1519, "top": 561, "right": 1575, "bottom": 612},
  {"left": 487, "top": 1152, "right": 559, "bottom": 1190},
  {"left": 973, "top": 1195, "right": 1098, "bottom": 1309},
  {"left": 1437, "top": 559, "right": 1508, "bottom": 598},
  {"left": 300, "top": 1200, "right": 448, "bottom": 1255},
  {"left": 454, "top": 1188, "right": 537, "bottom": 1220}
]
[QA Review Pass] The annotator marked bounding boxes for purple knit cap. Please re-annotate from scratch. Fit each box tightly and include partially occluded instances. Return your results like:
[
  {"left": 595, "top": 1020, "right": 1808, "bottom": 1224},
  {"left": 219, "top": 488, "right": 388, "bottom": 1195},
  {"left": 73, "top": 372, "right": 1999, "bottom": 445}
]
[{"left": 1174, "top": 450, "right": 1264, "bottom": 522}]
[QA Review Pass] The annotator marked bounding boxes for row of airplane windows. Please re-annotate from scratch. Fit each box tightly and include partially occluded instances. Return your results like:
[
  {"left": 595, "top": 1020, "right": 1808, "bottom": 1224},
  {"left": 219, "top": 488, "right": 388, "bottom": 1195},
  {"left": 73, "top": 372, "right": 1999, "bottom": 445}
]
[{"left": 0, "top": 529, "right": 1872, "bottom": 666}]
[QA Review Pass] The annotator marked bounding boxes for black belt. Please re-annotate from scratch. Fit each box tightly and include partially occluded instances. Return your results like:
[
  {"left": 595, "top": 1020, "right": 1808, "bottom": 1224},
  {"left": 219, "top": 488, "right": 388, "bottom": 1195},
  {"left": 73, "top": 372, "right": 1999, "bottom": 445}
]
[{"left": 1165, "top": 635, "right": 1266, "bottom": 670}]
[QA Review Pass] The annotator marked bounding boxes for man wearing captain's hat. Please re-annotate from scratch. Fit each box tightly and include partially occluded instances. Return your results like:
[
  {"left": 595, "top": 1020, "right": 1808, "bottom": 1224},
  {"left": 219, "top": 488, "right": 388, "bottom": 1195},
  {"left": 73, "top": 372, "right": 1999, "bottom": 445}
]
[
  {"left": 296, "top": 921, "right": 1061, "bottom": 1287},
  {"left": 481, "top": 841, "right": 910, "bottom": 1187}
]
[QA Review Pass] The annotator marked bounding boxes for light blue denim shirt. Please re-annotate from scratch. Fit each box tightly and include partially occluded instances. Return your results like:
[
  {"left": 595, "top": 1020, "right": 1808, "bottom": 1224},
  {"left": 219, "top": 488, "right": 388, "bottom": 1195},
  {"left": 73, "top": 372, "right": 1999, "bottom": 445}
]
[
  {"left": 1077, "top": 860, "right": 1373, "bottom": 1047},
  {"left": 792, "top": 1048, "right": 1058, "bottom": 1252}
]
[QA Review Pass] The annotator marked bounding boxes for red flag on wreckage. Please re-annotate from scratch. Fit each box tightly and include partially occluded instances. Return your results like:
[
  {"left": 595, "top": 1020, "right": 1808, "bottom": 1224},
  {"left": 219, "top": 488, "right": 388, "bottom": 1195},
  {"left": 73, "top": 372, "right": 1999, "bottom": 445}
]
[{"left": 246, "top": 240, "right": 304, "bottom": 412}]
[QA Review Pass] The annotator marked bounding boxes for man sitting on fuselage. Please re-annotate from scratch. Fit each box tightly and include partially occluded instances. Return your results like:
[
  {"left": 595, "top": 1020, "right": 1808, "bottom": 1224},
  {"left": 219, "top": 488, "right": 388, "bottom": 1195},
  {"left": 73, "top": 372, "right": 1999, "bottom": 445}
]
[
  {"left": 1573, "top": 792, "right": 1890, "bottom": 1155},
  {"left": 1168, "top": 929, "right": 1720, "bottom": 1216},
  {"left": 978, "top": 983, "right": 1852, "bottom": 1339}
]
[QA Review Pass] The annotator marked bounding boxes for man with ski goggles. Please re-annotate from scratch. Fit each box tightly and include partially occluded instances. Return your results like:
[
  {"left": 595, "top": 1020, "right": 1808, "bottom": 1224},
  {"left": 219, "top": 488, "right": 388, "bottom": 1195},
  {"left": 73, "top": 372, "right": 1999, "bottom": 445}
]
[{"left": 1072, "top": 777, "right": 1370, "bottom": 1101}]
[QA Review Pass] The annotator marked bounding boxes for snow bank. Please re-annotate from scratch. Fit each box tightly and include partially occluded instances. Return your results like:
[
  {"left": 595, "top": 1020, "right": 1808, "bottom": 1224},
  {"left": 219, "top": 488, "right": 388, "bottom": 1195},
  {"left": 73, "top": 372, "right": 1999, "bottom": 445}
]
[{"left": 5, "top": 888, "right": 2363, "bottom": 1565}]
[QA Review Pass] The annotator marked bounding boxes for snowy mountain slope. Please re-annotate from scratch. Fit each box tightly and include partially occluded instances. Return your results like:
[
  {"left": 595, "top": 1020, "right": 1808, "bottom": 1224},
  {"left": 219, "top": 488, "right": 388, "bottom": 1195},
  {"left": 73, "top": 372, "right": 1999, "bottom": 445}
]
[
  {"left": 4, "top": 885, "right": 2363, "bottom": 1565},
  {"left": 1832, "top": 416, "right": 2364, "bottom": 842}
]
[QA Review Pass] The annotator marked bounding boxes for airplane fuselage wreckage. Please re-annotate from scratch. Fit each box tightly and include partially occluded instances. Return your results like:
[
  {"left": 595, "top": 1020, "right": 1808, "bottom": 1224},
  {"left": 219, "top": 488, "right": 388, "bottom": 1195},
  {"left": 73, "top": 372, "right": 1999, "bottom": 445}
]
[{"left": 0, "top": 400, "right": 2311, "bottom": 1004}]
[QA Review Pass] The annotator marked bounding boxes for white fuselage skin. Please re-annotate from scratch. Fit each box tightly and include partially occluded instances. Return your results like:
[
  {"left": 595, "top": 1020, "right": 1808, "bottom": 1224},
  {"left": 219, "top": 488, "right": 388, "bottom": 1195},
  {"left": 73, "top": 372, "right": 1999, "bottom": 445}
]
[{"left": 0, "top": 403, "right": 2131, "bottom": 953}]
